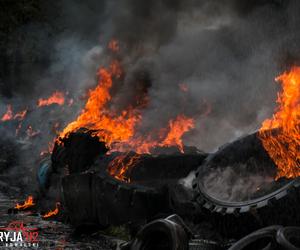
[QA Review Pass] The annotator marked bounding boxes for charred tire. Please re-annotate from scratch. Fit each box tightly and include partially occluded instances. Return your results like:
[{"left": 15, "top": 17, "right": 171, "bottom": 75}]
[
  {"left": 276, "top": 227, "right": 300, "bottom": 250},
  {"left": 62, "top": 172, "right": 169, "bottom": 227},
  {"left": 192, "top": 132, "right": 300, "bottom": 215},
  {"left": 193, "top": 177, "right": 300, "bottom": 215},
  {"left": 52, "top": 129, "right": 108, "bottom": 174},
  {"left": 192, "top": 132, "right": 300, "bottom": 238}
]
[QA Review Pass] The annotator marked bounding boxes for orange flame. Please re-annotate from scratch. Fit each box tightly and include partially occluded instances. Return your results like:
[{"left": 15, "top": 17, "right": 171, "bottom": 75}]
[
  {"left": 161, "top": 115, "right": 195, "bottom": 153},
  {"left": 58, "top": 57, "right": 195, "bottom": 180},
  {"left": 1, "top": 105, "right": 13, "bottom": 121},
  {"left": 15, "top": 196, "right": 35, "bottom": 210},
  {"left": 1, "top": 105, "right": 27, "bottom": 122},
  {"left": 108, "top": 153, "right": 141, "bottom": 182},
  {"left": 259, "top": 66, "right": 300, "bottom": 179},
  {"left": 58, "top": 61, "right": 141, "bottom": 148},
  {"left": 14, "top": 110, "right": 27, "bottom": 120},
  {"left": 38, "top": 91, "right": 65, "bottom": 107},
  {"left": 42, "top": 202, "right": 60, "bottom": 219}
]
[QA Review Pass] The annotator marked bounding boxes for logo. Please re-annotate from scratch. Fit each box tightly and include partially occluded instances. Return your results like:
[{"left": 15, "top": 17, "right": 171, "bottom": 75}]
[{"left": 0, "top": 221, "right": 39, "bottom": 248}]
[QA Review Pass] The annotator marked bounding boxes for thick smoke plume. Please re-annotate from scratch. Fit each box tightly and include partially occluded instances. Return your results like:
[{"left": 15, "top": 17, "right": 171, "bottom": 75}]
[{"left": 1, "top": 0, "right": 300, "bottom": 194}]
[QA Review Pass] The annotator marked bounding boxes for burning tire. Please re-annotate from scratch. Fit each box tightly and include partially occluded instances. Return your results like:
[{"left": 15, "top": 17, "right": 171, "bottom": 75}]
[
  {"left": 52, "top": 128, "right": 108, "bottom": 174},
  {"left": 192, "top": 132, "right": 300, "bottom": 238},
  {"left": 52, "top": 128, "right": 208, "bottom": 227}
]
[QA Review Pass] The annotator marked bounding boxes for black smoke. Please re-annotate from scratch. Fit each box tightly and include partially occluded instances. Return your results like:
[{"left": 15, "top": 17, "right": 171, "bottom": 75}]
[{"left": 1, "top": 0, "right": 300, "bottom": 154}]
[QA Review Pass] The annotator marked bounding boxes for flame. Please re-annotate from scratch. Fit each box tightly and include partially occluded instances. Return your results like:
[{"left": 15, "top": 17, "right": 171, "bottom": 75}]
[
  {"left": 259, "top": 66, "right": 300, "bottom": 179},
  {"left": 106, "top": 115, "right": 194, "bottom": 181},
  {"left": 58, "top": 61, "right": 141, "bottom": 148},
  {"left": 108, "top": 153, "right": 141, "bottom": 182},
  {"left": 14, "top": 110, "right": 27, "bottom": 120},
  {"left": 1, "top": 105, "right": 27, "bottom": 124},
  {"left": 1, "top": 105, "right": 13, "bottom": 121},
  {"left": 58, "top": 56, "right": 195, "bottom": 180},
  {"left": 38, "top": 91, "right": 65, "bottom": 107},
  {"left": 161, "top": 115, "right": 195, "bottom": 153},
  {"left": 15, "top": 196, "right": 35, "bottom": 210},
  {"left": 42, "top": 202, "right": 60, "bottom": 218},
  {"left": 114, "top": 114, "right": 195, "bottom": 154}
]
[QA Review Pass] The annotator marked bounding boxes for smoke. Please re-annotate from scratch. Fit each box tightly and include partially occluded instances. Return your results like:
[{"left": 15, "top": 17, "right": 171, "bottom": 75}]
[
  {"left": 179, "top": 171, "right": 196, "bottom": 190},
  {"left": 95, "top": 0, "right": 300, "bottom": 151},
  {"left": 202, "top": 164, "right": 275, "bottom": 202},
  {"left": 1, "top": 0, "right": 300, "bottom": 162}
]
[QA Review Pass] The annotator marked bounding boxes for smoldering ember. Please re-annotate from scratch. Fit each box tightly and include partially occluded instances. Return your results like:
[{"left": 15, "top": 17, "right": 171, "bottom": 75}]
[{"left": 0, "top": 1, "right": 300, "bottom": 250}]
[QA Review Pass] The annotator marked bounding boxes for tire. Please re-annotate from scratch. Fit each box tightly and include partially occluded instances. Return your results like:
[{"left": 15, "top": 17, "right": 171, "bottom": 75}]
[
  {"left": 52, "top": 128, "right": 108, "bottom": 174},
  {"left": 192, "top": 132, "right": 300, "bottom": 238},
  {"left": 130, "top": 215, "right": 190, "bottom": 250},
  {"left": 276, "top": 227, "right": 300, "bottom": 250},
  {"left": 62, "top": 171, "right": 169, "bottom": 227},
  {"left": 228, "top": 226, "right": 281, "bottom": 250}
]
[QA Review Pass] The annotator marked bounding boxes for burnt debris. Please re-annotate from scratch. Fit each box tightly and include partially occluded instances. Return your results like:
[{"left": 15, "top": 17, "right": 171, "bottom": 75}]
[{"left": 32, "top": 128, "right": 300, "bottom": 249}]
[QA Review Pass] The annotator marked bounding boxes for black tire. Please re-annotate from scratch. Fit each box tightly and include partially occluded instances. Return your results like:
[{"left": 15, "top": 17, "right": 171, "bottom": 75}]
[
  {"left": 192, "top": 132, "right": 300, "bottom": 238},
  {"left": 228, "top": 226, "right": 281, "bottom": 250},
  {"left": 52, "top": 128, "right": 108, "bottom": 173},
  {"left": 62, "top": 172, "right": 169, "bottom": 227},
  {"left": 276, "top": 227, "right": 300, "bottom": 250},
  {"left": 130, "top": 215, "right": 189, "bottom": 250}
]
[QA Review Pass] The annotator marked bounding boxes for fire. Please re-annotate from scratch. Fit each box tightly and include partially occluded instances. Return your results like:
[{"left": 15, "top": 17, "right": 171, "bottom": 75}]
[
  {"left": 14, "top": 109, "right": 27, "bottom": 120},
  {"left": 38, "top": 91, "right": 65, "bottom": 107},
  {"left": 108, "top": 153, "right": 141, "bottom": 182},
  {"left": 58, "top": 60, "right": 194, "bottom": 153},
  {"left": 1, "top": 105, "right": 13, "bottom": 121},
  {"left": 42, "top": 202, "right": 60, "bottom": 219},
  {"left": 58, "top": 61, "right": 141, "bottom": 148},
  {"left": 259, "top": 66, "right": 300, "bottom": 179},
  {"left": 58, "top": 55, "right": 196, "bottom": 180},
  {"left": 161, "top": 115, "right": 195, "bottom": 153},
  {"left": 1, "top": 105, "right": 27, "bottom": 122},
  {"left": 15, "top": 196, "right": 35, "bottom": 210}
]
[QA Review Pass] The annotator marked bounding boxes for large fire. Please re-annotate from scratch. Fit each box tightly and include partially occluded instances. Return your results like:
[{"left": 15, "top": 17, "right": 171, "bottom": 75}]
[
  {"left": 57, "top": 43, "right": 196, "bottom": 180},
  {"left": 259, "top": 66, "right": 300, "bottom": 179},
  {"left": 58, "top": 60, "right": 195, "bottom": 154}
]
